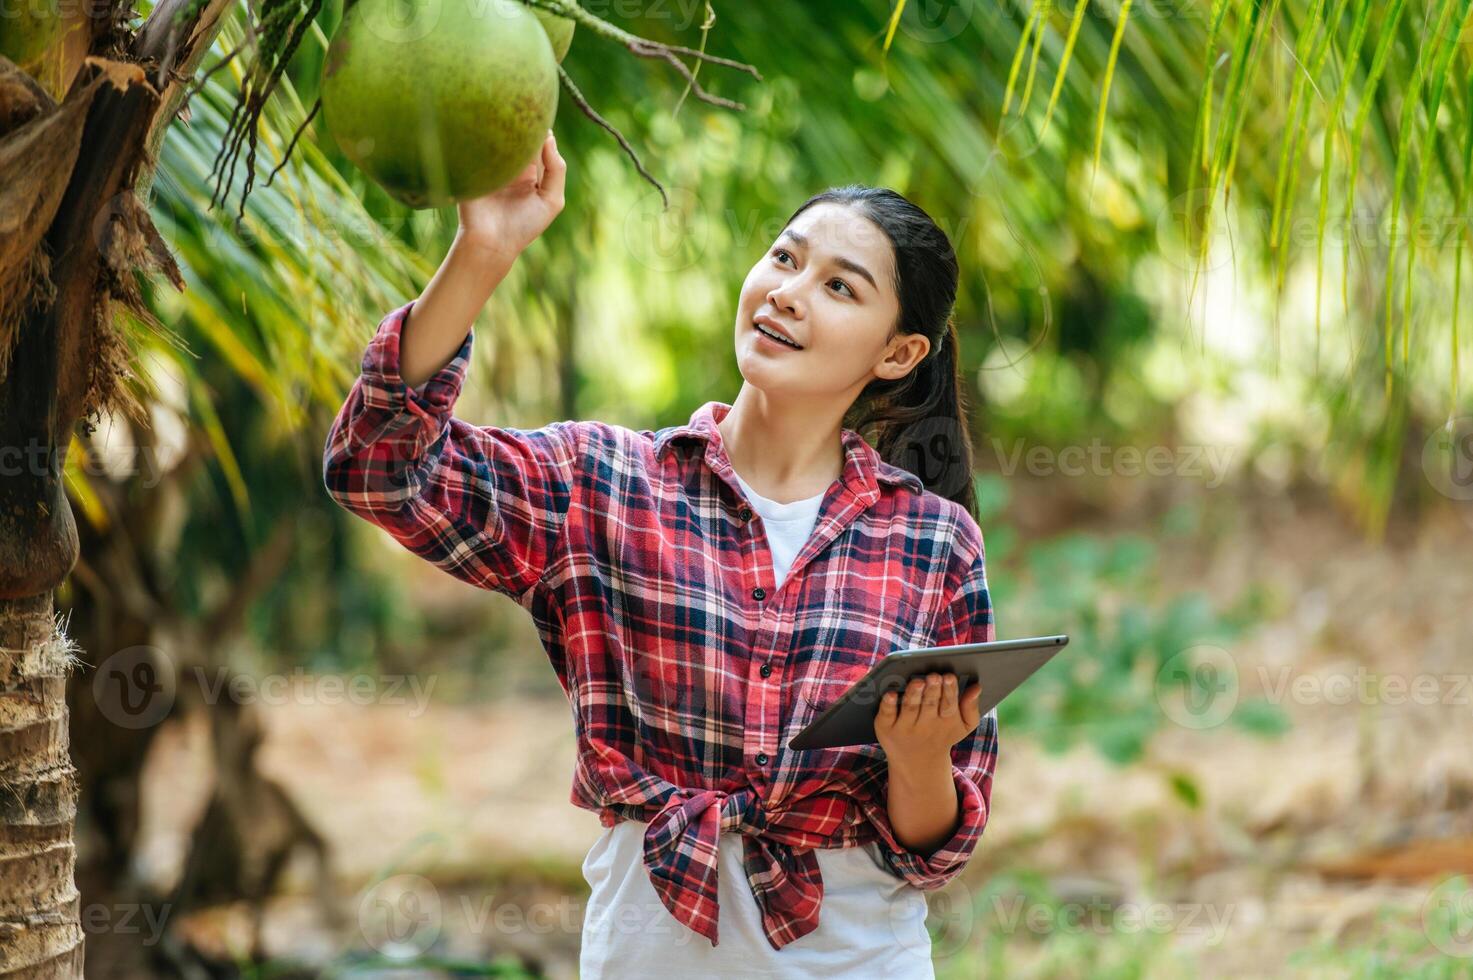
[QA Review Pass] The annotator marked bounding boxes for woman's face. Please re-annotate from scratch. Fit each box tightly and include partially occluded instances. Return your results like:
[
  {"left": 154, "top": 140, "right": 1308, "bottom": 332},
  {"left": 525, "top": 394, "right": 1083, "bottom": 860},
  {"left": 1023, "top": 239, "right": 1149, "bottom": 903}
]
[{"left": 733, "top": 201, "right": 931, "bottom": 400}]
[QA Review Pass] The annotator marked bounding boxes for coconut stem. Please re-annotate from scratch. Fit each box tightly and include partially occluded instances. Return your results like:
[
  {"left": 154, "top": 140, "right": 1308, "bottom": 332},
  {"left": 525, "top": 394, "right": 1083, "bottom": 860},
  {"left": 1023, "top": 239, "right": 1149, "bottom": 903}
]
[
  {"left": 514, "top": 0, "right": 762, "bottom": 86},
  {"left": 556, "top": 65, "right": 667, "bottom": 209},
  {"left": 518, "top": 0, "right": 757, "bottom": 203},
  {"left": 622, "top": 35, "right": 747, "bottom": 110}
]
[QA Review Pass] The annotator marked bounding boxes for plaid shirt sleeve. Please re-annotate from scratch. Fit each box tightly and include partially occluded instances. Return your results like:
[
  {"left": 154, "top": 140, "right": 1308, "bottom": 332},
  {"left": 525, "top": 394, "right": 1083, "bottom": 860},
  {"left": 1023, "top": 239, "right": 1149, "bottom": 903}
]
[
  {"left": 322, "top": 300, "right": 585, "bottom": 604},
  {"left": 860, "top": 516, "right": 999, "bottom": 890}
]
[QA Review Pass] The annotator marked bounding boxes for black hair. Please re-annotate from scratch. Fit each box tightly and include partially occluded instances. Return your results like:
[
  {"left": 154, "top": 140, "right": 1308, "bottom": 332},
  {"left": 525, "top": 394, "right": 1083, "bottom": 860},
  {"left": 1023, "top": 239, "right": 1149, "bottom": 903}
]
[{"left": 780, "top": 185, "right": 978, "bottom": 528}]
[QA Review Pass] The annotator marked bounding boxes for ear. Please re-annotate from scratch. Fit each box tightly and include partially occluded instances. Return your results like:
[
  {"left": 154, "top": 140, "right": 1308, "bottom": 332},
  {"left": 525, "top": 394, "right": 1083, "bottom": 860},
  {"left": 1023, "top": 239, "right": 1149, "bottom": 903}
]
[{"left": 877, "top": 332, "right": 931, "bottom": 380}]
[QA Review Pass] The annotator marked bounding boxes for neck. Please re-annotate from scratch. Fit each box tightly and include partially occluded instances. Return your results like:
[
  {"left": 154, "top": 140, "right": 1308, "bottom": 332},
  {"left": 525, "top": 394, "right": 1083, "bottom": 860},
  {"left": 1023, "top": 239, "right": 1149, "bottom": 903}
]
[{"left": 717, "top": 387, "right": 847, "bottom": 502}]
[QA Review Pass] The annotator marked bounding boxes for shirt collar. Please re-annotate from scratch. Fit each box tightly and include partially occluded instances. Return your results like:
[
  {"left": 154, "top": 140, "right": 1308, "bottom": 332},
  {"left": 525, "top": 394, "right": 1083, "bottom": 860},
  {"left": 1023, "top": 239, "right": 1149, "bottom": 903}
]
[{"left": 653, "top": 400, "right": 925, "bottom": 497}]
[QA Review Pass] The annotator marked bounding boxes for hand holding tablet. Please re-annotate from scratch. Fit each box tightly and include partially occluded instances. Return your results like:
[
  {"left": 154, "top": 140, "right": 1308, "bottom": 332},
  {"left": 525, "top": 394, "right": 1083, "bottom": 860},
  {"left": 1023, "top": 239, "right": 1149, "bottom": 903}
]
[
  {"left": 788, "top": 635, "right": 1070, "bottom": 751},
  {"left": 873, "top": 669, "right": 987, "bottom": 764}
]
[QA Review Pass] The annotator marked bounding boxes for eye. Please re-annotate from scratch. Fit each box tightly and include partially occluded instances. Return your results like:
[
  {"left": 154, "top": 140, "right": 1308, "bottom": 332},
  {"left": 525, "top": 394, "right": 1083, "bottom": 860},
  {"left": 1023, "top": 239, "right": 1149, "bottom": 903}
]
[
  {"left": 828, "top": 279, "right": 854, "bottom": 297},
  {"left": 772, "top": 247, "right": 794, "bottom": 265}
]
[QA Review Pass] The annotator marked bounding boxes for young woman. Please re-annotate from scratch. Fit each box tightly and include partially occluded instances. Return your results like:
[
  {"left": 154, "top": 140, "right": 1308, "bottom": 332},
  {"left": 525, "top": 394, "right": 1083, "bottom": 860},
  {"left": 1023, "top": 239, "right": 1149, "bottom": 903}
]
[{"left": 324, "top": 130, "right": 998, "bottom": 979}]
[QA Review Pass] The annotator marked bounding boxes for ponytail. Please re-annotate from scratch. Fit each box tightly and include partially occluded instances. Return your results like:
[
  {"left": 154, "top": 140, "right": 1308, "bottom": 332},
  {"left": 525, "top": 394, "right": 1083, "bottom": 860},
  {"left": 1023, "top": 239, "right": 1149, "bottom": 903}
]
[{"left": 847, "top": 314, "right": 979, "bottom": 528}]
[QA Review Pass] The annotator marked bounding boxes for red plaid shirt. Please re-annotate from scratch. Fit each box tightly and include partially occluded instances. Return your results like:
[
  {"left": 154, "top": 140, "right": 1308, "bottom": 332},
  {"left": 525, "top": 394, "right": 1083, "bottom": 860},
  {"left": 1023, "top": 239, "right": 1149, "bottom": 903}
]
[{"left": 324, "top": 301, "right": 999, "bottom": 951}]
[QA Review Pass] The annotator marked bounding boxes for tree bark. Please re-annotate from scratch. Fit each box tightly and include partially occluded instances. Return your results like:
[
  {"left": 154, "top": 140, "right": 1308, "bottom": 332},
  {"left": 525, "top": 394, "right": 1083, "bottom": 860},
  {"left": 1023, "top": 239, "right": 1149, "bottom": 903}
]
[
  {"left": 0, "top": 593, "right": 85, "bottom": 978},
  {"left": 0, "top": 2, "right": 239, "bottom": 973}
]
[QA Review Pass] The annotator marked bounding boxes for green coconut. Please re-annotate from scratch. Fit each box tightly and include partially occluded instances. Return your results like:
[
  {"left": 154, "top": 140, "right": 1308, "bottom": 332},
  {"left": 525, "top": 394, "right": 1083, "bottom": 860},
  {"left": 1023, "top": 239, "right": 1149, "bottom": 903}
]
[
  {"left": 532, "top": 2, "right": 576, "bottom": 63},
  {"left": 320, "top": 0, "right": 559, "bottom": 209}
]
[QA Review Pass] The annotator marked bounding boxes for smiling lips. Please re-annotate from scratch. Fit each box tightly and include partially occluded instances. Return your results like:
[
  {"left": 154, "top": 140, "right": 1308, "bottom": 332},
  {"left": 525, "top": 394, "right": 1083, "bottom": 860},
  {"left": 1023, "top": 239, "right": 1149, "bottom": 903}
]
[{"left": 753, "top": 315, "right": 803, "bottom": 350}]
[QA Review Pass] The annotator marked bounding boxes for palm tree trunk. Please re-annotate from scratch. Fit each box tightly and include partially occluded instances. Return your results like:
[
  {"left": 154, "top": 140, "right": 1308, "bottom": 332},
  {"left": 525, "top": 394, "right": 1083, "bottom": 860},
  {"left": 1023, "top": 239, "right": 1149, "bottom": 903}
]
[
  {"left": 0, "top": 593, "right": 84, "bottom": 977},
  {"left": 0, "top": 3, "right": 240, "bottom": 975}
]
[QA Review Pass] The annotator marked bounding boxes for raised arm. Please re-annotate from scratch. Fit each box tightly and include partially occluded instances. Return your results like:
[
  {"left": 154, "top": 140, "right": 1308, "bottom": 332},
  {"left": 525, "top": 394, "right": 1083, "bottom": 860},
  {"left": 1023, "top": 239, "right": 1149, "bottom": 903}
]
[
  {"left": 402, "top": 129, "right": 566, "bottom": 387},
  {"left": 323, "top": 130, "right": 582, "bottom": 604}
]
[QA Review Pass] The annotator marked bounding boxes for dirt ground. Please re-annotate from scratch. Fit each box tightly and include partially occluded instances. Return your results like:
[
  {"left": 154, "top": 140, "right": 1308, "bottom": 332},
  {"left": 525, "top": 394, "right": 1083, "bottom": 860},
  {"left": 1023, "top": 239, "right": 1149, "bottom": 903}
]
[{"left": 122, "top": 490, "right": 1473, "bottom": 977}]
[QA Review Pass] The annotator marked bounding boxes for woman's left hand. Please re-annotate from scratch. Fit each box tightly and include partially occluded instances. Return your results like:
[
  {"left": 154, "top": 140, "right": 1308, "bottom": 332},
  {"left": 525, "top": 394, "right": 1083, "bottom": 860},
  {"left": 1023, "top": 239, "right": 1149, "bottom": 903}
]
[{"left": 874, "top": 672, "right": 983, "bottom": 766}]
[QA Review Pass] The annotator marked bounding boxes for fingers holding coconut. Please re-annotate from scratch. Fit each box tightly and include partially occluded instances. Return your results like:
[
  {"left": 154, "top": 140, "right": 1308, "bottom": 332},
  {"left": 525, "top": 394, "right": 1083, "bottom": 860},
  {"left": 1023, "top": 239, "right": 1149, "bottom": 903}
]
[
  {"left": 454, "top": 133, "right": 565, "bottom": 257},
  {"left": 502, "top": 141, "right": 545, "bottom": 196},
  {"left": 540, "top": 130, "right": 566, "bottom": 208},
  {"left": 510, "top": 130, "right": 559, "bottom": 194}
]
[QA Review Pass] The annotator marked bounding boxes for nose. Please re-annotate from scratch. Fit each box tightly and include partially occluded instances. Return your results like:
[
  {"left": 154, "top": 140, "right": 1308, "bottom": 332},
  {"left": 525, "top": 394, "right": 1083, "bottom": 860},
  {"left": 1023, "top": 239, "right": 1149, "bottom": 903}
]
[{"left": 766, "top": 281, "right": 803, "bottom": 319}]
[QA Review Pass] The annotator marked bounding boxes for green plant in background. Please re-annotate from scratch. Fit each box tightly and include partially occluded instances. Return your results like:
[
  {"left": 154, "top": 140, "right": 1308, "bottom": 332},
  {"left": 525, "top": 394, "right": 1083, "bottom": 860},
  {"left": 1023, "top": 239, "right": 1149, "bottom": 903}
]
[
  {"left": 127, "top": 0, "right": 1433, "bottom": 783},
  {"left": 972, "top": 472, "right": 1291, "bottom": 766},
  {"left": 128, "top": 0, "right": 1473, "bottom": 552},
  {"left": 934, "top": 871, "right": 1473, "bottom": 978},
  {"left": 78, "top": 7, "right": 449, "bottom": 672},
  {"left": 12, "top": 0, "right": 1471, "bottom": 971},
  {"left": 934, "top": 869, "right": 1194, "bottom": 979},
  {"left": 1283, "top": 875, "right": 1473, "bottom": 978}
]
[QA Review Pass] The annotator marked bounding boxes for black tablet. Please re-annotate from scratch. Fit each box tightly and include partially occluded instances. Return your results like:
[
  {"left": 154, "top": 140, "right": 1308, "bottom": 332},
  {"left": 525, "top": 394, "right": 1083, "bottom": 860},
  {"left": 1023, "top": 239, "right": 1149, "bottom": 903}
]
[{"left": 788, "top": 634, "right": 1070, "bottom": 750}]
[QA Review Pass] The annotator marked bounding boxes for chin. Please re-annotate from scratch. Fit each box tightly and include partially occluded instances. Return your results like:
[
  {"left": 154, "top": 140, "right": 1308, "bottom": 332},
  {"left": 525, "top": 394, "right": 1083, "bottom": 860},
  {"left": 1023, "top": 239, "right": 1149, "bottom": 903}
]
[{"left": 733, "top": 355, "right": 793, "bottom": 392}]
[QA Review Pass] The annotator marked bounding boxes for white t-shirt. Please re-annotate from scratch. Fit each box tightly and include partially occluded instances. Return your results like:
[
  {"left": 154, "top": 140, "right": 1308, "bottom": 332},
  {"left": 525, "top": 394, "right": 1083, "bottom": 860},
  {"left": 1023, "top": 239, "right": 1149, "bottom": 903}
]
[
  {"left": 577, "top": 471, "right": 935, "bottom": 978},
  {"left": 730, "top": 469, "right": 826, "bottom": 590}
]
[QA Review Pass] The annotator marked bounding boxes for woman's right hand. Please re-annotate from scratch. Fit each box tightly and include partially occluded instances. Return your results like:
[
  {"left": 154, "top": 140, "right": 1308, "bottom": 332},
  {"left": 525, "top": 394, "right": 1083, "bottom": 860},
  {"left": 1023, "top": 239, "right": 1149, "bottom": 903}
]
[
  {"left": 401, "top": 131, "right": 563, "bottom": 387},
  {"left": 455, "top": 129, "right": 566, "bottom": 262}
]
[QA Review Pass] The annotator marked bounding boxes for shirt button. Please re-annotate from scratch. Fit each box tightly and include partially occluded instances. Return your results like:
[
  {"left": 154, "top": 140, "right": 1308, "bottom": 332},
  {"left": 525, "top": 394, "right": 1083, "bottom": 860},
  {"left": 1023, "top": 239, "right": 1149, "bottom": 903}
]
[
  {"left": 752, "top": 587, "right": 766, "bottom": 601},
  {"left": 738, "top": 505, "right": 753, "bottom": 522},
  {"left": 755, "top": 752, "right": 769, "bottom": 765},
  {"left": 759, "top": 663, "right": 772, "bottom": 677}
]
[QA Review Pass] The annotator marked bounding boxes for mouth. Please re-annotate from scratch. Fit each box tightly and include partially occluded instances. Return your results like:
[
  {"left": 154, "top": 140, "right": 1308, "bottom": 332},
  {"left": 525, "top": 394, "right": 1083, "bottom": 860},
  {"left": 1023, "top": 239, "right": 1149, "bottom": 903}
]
[{"left": 753, "top": 315, "right": 804, "bottom": 350}]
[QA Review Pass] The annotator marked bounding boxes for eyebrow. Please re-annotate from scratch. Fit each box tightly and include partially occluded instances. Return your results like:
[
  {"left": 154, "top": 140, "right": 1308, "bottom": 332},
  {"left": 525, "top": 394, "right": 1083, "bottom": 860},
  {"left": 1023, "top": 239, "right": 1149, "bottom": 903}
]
[{"left": 777, "top": 228, "right": 879, "bottom": 294}]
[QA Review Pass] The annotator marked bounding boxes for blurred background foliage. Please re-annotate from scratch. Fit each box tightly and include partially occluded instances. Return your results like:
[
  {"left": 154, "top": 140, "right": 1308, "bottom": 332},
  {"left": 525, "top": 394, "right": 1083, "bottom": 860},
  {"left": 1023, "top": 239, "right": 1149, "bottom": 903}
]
[
  {"left": 77, "top": 0, "right": 1472, "bottom": 746},
  {"left": 83, "top": 0, "right": 1473, "bottom": 719},
  {"left": 56, "top": 0, "right": 1473, "bottom": 973}
]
